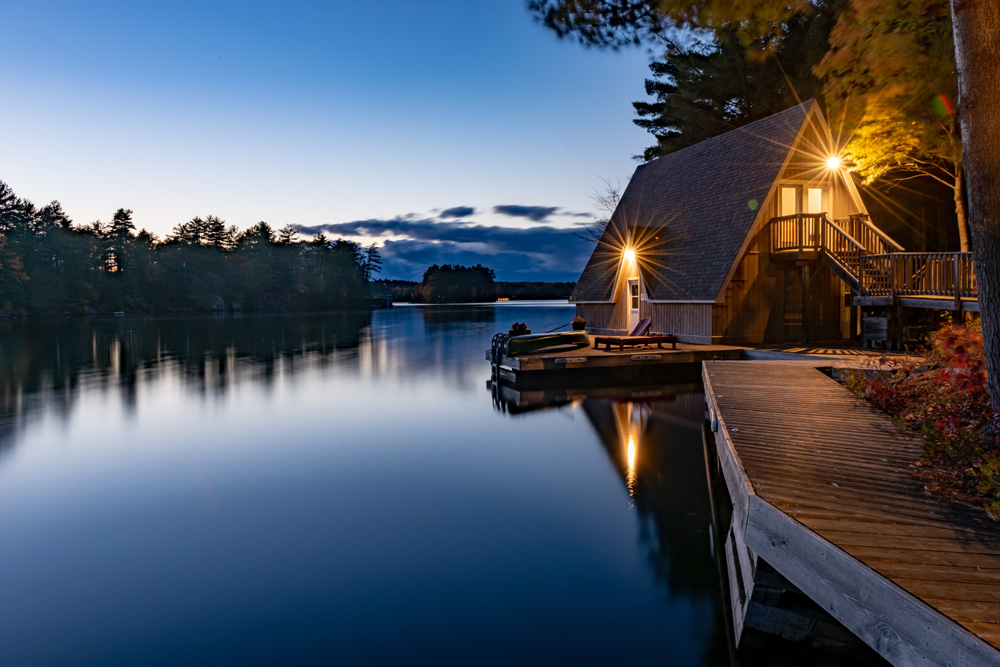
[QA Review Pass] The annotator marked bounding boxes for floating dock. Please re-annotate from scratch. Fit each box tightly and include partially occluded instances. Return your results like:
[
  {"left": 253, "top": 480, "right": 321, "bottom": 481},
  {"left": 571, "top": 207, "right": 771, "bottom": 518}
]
[
  {"left": 703, "top": 360, "right": 1000, "bottom": 665},
  {"left": 488, "top": 334, "right": 743, "bottom": 384}
]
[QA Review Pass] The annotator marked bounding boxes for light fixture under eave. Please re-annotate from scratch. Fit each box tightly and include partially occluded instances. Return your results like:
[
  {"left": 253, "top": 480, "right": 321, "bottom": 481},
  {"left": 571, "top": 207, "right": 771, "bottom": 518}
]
[
  {"left": 623, "top": 248, "right": 636, "bottom": 262},
  {"left": 826, "top": 155, "right": 843, "bottom": 170}
]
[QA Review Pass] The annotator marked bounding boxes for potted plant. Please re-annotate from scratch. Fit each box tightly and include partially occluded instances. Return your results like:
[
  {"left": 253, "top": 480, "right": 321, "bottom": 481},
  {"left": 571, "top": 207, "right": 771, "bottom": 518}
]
[
  {"left": 509, "top": 321, "right": 530, "bottom": 336},
  {"left": 571, "top": 316, "right": 586, "bottom": 331}
]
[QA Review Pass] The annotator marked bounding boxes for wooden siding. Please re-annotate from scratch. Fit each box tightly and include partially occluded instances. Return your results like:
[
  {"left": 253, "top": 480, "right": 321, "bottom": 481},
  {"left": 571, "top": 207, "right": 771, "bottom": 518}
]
[
  {"left": 576, "top": 303, "right": 615, "bottom": 330},
  {"left": 643, "top": 303, "right": 712, "bottom": 342},
  {"left": 712, "top": 228, "right": 847, "bottom": 344},
  {"left": 610, "top": 267, "right": 633, "bottom": 332},
  {"left": 575, "top": 261, "right": 634, "bottom": 333}
]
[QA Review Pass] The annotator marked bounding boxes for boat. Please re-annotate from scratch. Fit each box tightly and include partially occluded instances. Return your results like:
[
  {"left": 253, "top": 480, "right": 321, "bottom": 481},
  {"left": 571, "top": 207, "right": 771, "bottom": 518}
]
[{"left": 505, "top": 331, "right": 590, "bottom": 357}]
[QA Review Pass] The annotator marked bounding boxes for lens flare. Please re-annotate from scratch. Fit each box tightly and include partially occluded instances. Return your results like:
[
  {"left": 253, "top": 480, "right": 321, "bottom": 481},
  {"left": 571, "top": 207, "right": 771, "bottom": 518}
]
[
  {"left": 623, "top": 248, "right": 636, "bottom": 262},
  {"left": 826, "top": 156, "right": 842, "bottom": 170}
]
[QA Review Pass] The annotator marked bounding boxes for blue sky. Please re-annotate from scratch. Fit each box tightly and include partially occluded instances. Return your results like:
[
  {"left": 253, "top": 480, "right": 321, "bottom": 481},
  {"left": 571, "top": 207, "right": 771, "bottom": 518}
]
[{"left": 1, "top": 0, "right": 653, "bottom": 280}]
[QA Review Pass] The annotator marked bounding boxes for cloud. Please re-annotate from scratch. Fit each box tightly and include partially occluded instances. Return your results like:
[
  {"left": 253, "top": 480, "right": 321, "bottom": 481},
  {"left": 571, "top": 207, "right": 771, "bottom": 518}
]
[
  {"left": 295, "top": 217, "right": 593, "bottom": 282},
  {"left": 438, "top": 206, "right": 475, "bottom": 218},
  {"left": 493, "top": 204, "right": 560, "bottom": 222}
]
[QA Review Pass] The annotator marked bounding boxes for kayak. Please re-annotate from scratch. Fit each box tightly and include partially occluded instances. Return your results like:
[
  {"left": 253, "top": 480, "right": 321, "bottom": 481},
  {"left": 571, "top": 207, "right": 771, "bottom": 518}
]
[{"left": 505, "top": 331, "right": 590, "bottom": 357}]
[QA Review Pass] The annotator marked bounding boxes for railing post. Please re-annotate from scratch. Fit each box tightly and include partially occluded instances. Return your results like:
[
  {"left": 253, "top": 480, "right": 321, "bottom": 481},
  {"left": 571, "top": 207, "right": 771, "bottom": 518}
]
[
  {"left": 954, "top": 252, "right": 961, "bottom": 313},
  {"left": 798, "top": 214, "right": 803, "bottom": 253},
  {"left": 889, "top": 254, "right": 895, "bottom": 302}
]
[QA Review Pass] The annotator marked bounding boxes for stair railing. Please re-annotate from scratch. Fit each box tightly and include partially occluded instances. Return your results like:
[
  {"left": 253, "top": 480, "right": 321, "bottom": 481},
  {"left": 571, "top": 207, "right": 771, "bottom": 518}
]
[
  {"left": 819, "top": 214, "right": 865, "bottom": 287},
  {"left": 833, "top": 213, "right": 904, "bottom": 255}
]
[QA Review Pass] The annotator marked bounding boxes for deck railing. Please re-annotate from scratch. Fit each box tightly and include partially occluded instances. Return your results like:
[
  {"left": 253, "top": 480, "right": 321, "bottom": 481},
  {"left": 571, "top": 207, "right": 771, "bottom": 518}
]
[
  {"left": 768, "top": 214, "right": 977, "bottom": 306},
  {"left": 769, "top": 213, "right": 825, "bottom": 253},
  {"left": 860, "top": 252, "right": 977, "bottom": 301}
]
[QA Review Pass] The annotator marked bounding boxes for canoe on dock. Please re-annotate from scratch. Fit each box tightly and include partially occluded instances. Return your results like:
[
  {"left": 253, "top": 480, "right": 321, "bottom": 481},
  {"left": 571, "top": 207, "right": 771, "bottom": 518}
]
[{"left": 505, "top": 331, "right": 590, "bottom": 356}]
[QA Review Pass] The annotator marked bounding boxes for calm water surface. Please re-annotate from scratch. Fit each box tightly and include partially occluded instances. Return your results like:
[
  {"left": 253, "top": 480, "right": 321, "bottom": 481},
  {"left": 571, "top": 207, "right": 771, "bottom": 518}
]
[{"left": 0, "top": 303, "right": 731, "bottom": 666}]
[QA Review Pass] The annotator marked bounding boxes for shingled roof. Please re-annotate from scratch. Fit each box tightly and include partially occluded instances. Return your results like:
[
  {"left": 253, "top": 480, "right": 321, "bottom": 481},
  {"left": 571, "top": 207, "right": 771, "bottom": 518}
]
[{"left": 572, "top": 101, "right": 813, "bottom": 302}]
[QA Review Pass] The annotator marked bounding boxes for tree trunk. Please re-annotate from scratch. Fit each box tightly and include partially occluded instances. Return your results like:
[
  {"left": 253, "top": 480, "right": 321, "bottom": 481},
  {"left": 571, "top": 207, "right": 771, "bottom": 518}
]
[
  {"left": 954, "top": 167, "right": 970, "bottom": 252},
  {"left": 950, "top": 0, "right": 1000, "bottom": 421}
]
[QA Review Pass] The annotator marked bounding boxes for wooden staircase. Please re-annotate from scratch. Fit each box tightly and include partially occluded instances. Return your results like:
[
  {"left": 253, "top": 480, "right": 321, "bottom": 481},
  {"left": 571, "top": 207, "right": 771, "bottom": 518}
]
[{"left": 768, "top": 213, "right": 976, "bottom": 311}]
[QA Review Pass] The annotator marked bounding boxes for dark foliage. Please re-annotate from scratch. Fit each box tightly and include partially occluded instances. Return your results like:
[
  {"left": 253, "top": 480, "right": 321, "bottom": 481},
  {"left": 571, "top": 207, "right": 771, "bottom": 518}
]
[
  {"left": 633, "top": 6, "right": 840, "bottom": 161},
  {"left": 414, "top": 264, "right": 497, "bottom": 303},
  {"left": 372, "top": 279, "right": 419, "bottom": 302},
  {"left": 0, "top": 181, "right": 373, "bottom": 316},
  {"left": 374, "top": 279, "right": 574, "bottom": 302}
]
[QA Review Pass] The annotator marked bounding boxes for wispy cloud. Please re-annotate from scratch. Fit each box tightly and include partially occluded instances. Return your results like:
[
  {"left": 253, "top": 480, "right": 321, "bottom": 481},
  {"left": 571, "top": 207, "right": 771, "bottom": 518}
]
[
  {"left": 438, "top": 206, "right": 475, "bottom": 218},
  {"left": 492, "top": 204, "right": 560, "bottom": 222}
]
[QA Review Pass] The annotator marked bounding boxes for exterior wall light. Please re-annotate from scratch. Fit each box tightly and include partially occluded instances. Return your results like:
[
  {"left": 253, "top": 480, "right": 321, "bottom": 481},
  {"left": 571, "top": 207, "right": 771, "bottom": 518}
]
[
  {"left": 826, "top": 156, "right": 842, "bottom": 170},
  {"left": 623, "top": 248, "right": 636, "bottom": 262}
]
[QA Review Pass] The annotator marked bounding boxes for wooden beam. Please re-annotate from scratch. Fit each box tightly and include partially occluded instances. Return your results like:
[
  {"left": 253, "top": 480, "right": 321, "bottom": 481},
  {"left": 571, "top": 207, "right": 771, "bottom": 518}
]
[{"left": 745, "top": 497, "right": 999, "bottom": 666}]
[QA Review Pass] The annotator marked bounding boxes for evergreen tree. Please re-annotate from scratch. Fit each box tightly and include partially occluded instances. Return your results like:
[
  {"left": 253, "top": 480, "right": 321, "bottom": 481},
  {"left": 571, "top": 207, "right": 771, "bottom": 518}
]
[{"left": 634, "top": 8, "right": 838, "bottom": 160}]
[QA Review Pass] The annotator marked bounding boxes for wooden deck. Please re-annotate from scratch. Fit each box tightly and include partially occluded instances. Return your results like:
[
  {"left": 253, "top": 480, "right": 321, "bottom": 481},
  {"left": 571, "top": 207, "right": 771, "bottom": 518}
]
[
  {"left": 489, "top": 334, "right": 743, "bottom": 383},
  {"left": 703, "top": 361, "right": 1000, "bottom": 665}
]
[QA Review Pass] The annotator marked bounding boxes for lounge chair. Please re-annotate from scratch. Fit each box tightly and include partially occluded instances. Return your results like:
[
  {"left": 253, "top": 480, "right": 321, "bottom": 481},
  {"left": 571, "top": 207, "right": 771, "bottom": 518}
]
[{"left": 593, "top": 318, "right": 677, "bottom": 351}]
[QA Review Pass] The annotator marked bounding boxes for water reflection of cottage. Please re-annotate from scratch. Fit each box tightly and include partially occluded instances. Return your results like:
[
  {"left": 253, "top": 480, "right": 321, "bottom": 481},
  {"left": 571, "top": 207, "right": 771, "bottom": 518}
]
[{"left": 581, "top": 394, "right": 724, "bottom": 612}]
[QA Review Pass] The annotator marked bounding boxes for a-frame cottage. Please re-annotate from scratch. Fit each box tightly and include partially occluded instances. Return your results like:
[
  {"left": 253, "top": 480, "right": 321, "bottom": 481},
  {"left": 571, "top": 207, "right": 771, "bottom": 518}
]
[{"left": 572, "top": 100, "right": 896, "bottom": 345}]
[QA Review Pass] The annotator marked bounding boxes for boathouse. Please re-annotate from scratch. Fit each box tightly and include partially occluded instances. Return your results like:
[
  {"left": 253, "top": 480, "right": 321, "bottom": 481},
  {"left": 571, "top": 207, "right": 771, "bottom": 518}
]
[{"left": 573, "top": 101, "right": 891, "bottom": 344}]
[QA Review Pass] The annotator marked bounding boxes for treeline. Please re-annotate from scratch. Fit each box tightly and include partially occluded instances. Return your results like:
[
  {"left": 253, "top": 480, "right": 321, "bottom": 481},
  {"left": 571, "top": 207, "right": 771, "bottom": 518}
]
[
  {"left": 373, "top": 276, "right": 575, "bottom": 302},
  {"left": 0, "top": 181, "right": 380, "bottom": 316},
  {"left": 496, "top": 281, "right": 574, "bottom": 300},
  {"left": 373, "top": 280, "right": 420, "bottom": 302},
  {"left": 414, "top": 264, "right": 496, "bottom": 303}
]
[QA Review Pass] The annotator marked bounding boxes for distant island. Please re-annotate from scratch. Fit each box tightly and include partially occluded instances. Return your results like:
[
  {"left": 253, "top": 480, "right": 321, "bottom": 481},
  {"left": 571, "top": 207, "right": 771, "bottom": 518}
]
[{"left": 375, "top": 265, "right": 573, "bottom": 303}]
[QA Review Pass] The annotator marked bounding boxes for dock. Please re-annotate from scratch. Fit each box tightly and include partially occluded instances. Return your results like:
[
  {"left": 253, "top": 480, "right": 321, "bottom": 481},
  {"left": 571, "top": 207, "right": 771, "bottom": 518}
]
[
  {"left": 703, "top": 361, "right": 1000, "bottom": 665},
  {"left": 488, "top": 334, "right": 743, "bottom": 384}
]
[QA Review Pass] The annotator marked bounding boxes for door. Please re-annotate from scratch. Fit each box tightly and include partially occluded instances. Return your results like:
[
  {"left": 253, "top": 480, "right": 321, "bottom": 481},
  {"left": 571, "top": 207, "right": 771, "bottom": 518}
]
[
  {"left": 805, "top": 187, "right": 824, "bottom": 246},
  {"left": 628, "top": 279, "right": 640, "bottom": 332},
  {"left": 780, "top": 185, "right": 824, "bottom": 247}
]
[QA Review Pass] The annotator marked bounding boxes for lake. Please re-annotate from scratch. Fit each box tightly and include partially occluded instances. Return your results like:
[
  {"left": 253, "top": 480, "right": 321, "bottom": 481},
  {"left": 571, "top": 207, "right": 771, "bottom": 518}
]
[{"left": 0, "top": 303, "right": 860, "bottom": 666}]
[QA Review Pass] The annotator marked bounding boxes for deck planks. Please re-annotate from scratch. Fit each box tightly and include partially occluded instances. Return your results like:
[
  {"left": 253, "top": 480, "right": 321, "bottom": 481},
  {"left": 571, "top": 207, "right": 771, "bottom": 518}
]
[{"left": 704, "top": 360, "right": 1000, "bottom": 663}]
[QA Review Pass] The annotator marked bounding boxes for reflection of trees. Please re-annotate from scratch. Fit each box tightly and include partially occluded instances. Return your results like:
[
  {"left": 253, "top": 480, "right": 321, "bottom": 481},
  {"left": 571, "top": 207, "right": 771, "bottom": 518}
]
[
  {"left": 0, "top": 312, "right": 371, "bottom": 459},
  {"left": 420, "top": 305, "right": 496, "bottom": 326}
]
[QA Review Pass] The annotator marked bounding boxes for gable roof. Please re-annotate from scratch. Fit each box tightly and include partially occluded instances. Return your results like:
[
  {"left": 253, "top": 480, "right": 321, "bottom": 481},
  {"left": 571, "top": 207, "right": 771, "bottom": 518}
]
[{"left": 572, "top": 100, "right": 813, "bottom": 302}]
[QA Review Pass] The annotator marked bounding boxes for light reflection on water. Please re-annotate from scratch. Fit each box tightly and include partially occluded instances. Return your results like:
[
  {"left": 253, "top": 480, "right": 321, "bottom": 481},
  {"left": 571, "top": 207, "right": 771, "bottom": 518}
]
[{"left": 0, "top": 304, "right": 735, "bottom": 666}]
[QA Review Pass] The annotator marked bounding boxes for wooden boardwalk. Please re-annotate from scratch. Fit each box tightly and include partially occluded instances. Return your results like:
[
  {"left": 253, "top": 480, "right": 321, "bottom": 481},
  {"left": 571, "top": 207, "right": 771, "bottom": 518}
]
[{"left": 703, "top": 361, "right": 1000, "bottom": 665}]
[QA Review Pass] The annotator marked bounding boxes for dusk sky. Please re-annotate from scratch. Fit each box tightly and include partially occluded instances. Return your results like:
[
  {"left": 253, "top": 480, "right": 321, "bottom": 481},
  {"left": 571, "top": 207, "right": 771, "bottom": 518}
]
[{"left": 2, "top": 0, "right": 654, "bottom": 281}]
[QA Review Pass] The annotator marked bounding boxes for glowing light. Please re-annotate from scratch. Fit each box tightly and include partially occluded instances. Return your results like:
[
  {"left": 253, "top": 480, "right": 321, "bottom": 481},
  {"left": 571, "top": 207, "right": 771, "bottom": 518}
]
[
  {"left": 627, "top": 436, "right": 636, "bottom": 469},
  {"left": 826, "top": 155, "right": 842, "bottom": 170},
  {"left": 623, "top": 248, "right": 636, "bottom": 262}
]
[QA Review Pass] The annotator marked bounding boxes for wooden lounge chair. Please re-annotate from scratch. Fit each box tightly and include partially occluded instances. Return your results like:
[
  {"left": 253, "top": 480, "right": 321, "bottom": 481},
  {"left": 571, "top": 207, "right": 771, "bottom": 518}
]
[{"left": 593, "top": 318, "right": 677, "bottom": 351}]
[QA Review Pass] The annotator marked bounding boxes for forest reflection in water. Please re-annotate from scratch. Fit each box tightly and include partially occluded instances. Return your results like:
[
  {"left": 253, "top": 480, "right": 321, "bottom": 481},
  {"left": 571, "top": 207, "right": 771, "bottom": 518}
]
[
  {"left": 0, "top": 304, "right": 540, "bottom": 461},
  {"left": 0, "top": 311, "right": 371, "bottom": 459}
]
